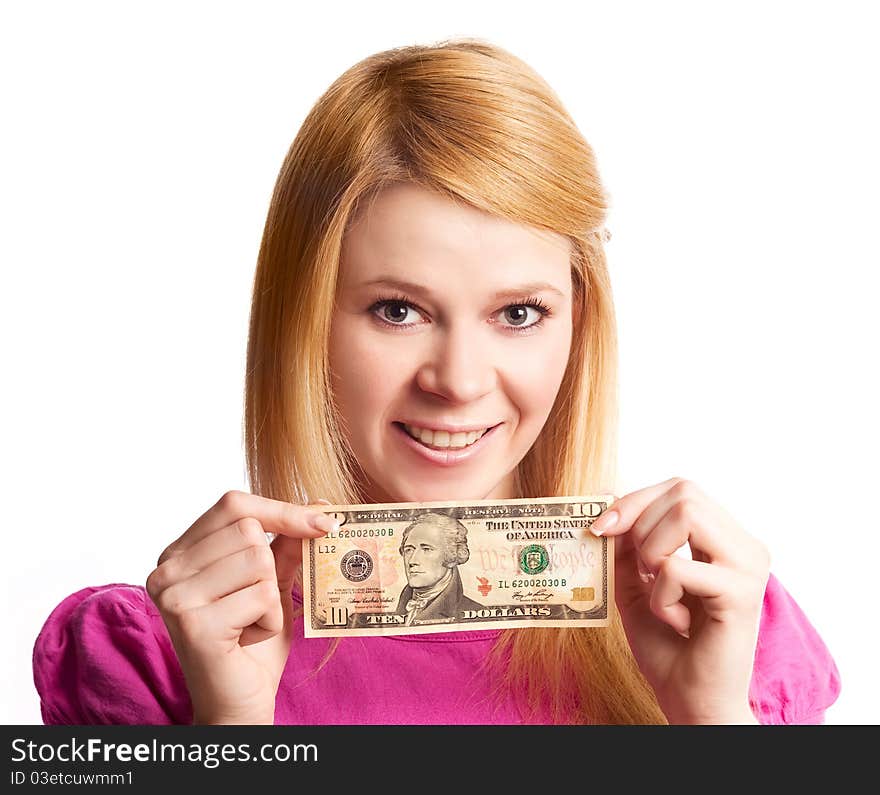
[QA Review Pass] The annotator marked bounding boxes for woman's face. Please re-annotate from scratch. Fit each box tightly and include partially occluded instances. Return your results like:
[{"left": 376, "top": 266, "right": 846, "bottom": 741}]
[{"left": 329, "top": 182, "right": 574, "bottom": 504}]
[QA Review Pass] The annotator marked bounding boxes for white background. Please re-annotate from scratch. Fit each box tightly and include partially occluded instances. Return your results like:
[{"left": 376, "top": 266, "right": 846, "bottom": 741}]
[{"left": 2, "top": 1, "right": 877, "bottom": 724}]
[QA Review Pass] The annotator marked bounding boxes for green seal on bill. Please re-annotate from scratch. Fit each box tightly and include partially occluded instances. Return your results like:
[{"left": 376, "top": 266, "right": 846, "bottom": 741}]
[{"left": 519, "top": 543, "right": 549, "bottom": 575}]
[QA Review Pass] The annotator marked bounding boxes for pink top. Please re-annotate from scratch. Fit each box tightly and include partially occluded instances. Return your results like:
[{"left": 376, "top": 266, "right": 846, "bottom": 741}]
[{"left": 32, "top": 572, "right": 841, "bottom": 725}]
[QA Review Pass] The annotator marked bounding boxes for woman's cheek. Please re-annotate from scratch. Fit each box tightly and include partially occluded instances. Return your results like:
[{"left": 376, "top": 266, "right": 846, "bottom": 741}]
[
  {"left": 349, "top": 335, "right": 405, "bottom": 394},
  {"left": 507, "top": 332, "right": 569, "bottom": 401},
  {"left": 334, "top": 332, "right": 410, "bottom": 438}
]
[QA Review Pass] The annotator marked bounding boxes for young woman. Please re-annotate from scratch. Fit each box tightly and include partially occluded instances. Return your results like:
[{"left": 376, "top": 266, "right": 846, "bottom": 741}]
[{"left": 33, "top": 38, "right": 840, "bottom": 725}]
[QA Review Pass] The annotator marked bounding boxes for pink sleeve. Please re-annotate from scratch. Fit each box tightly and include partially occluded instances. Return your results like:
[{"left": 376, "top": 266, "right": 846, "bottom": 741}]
[
  {"left": 749, "top": 573, "right": 841, "bottom": 724},
  {"left": 32, "top": 584, "right": 193, "bottom": 725}
]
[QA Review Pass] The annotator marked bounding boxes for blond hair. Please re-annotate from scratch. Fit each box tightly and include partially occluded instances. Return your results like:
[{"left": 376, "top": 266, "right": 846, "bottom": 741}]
[{"left": 244, "top": 37, "right": 666, "bottom": 724}]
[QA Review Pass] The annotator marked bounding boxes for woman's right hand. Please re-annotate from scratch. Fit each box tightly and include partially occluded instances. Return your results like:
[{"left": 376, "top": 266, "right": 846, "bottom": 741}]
[{"left": 145, "top": 490, "right": 336, "bottom": 725}]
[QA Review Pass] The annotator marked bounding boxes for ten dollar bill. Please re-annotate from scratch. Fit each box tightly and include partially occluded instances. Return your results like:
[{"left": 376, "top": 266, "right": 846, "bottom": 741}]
[{"left": 302, "top": 495, "right": 615, "bottom": 638}]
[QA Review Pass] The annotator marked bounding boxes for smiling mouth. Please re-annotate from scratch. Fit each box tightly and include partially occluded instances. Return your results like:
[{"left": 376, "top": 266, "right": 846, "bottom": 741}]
[{"left": 395, "top": 422, "right": 500, "bottom": 451}]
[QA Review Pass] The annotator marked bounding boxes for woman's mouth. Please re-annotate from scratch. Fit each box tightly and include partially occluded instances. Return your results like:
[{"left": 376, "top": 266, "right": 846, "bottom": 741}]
[
  {"left": 402, "top": 423, "right": 491, "bottom": 449},
  {"left": 392, "top": 421, "right": 502, "bottom": 467}
]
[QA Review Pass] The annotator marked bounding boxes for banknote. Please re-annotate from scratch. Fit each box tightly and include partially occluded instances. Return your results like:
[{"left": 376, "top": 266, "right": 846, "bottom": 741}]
[{"left": 302, "top": 495, "right": 615, "bottom": 638}]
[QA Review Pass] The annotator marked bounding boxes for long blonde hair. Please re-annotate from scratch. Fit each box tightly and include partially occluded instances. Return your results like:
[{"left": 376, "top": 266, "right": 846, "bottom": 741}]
[{"left": 244, "top": 37, "right": 666, "bottom": 724}]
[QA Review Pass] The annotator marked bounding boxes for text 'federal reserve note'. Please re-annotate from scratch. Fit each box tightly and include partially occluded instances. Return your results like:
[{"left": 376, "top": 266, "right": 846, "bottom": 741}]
[{"left": 302, "top": 495, "right": 615, "bottom": 638}]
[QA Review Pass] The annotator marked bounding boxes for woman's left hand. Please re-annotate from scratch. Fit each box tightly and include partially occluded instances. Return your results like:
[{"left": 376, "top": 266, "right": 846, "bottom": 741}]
[{"left": 590, "top": 476, "right": 771, "bottom": 724}]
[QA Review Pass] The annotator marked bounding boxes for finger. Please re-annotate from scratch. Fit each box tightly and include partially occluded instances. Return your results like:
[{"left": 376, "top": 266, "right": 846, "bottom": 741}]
[
  {"left": 158, "top": 543, "right": 278, "bottom": 613},
  {"left": 156, "top": 518, "right": 271, "bottom": 587},
  {"left": 265, "top": 498, "right": 333, "bottom": 545},
  {"left": 591, "top": 478, "right": 738, "bottom": 573},
  {"left": 650, "top": 555, "right": 741, "bottom": 635},
  {"left": 636, "top": 496, "right": 702, "bottom": 577},
  {"left": 238, "top": 622, "right": 281, "bottom": 648},
  {"left": 592, "top": 479, "right": 675, "bottom": 575},
  {"left": 589, "top": 476, "right": 683, "bottom": 537},
  {"left": 621, "top": 484, "right": 686, "bottom": 555},
  {"left": 611, "top": 519, "right": 655, "bottom": 614},
  {"left": 637, "top": 486, "right": 752, "bottom": 575},
  {"left": 271, "top": 502, "right": 334, "bottom": 591},
  {"left": 192, "top": 580, "right": 284, "bottom": 644},
  {"left": 160, "top": 491, "right": 332, "bottom": 564}
]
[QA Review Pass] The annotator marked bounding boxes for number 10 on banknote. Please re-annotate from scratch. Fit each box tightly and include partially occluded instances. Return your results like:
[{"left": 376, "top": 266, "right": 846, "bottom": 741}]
[{"left": 302, "top": 495, "right": 615, "bottom": 638}]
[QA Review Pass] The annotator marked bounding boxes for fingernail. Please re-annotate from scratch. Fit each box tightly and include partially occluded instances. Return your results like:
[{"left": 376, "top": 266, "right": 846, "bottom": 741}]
[
  {"left": 307, "top": 511, "right": 335, "bottom": 533},
  {"left": 637, "top": 556, "right": 655, "bottom": 583},
  {"left": 677, "top": 628, "right": 690, "bottom": 639},
  {"left": 590, "top": 510, "right": 618, "bottom": 536}
]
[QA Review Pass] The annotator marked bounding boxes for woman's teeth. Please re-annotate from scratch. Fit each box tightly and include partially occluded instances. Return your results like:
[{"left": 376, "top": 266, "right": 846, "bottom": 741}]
[{"left": 403, "top": 424, "right": 489, "bottom": 449}]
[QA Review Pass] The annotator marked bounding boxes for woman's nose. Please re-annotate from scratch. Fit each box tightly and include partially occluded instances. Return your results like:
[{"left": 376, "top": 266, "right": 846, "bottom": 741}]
[{"left": 415, "top": 326, "right": 496, "bottom": 402}]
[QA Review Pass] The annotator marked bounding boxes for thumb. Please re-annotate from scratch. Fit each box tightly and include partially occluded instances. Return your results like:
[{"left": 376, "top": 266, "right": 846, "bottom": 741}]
[
  {"left": 272, "top": 533, "right": 304, "bottom": 594},
  {"left": 272, "top": 499, "right": 331, "bottom": 592},
  {"left": 611, "top": 519, "right": 654, "bottom": 613}
]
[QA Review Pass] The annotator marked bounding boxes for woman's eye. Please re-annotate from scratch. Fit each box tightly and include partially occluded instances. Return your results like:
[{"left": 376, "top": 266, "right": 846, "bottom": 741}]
[
  {"left": 501, "top": 305, "right": 540, "bottom": 328},
  {"left": 374, "top": 300, "right": 425, "bottom": 325}
]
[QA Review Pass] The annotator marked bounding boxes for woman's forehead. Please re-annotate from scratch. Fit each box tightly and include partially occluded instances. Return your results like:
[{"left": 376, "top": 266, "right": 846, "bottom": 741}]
[{"left": 340, "top": 183, "right": 571, "bottom": 289}]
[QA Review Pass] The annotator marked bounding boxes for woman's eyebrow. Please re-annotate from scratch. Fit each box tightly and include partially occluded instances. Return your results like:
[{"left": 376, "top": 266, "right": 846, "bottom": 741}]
[{"left": 359, "top": 276, "right": 565, "bottom": 300}]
